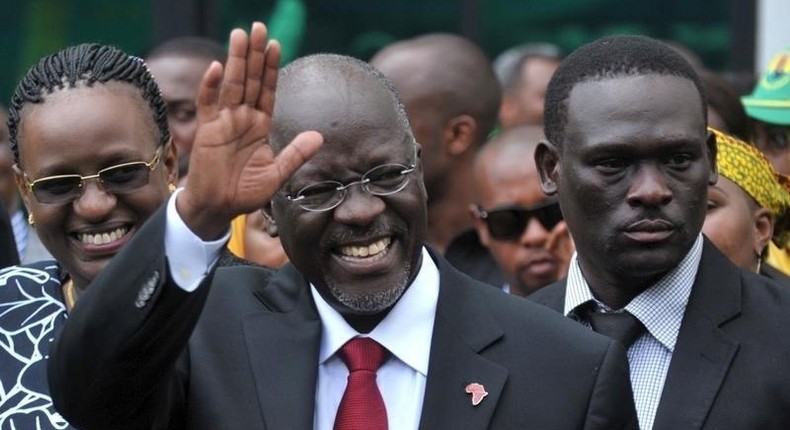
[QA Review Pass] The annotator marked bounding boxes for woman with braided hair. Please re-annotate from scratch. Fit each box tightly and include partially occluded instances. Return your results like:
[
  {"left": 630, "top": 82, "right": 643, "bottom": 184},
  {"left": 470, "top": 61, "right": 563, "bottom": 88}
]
[{"left": 0, "top": 43, "right": 177, "bottom": 428}]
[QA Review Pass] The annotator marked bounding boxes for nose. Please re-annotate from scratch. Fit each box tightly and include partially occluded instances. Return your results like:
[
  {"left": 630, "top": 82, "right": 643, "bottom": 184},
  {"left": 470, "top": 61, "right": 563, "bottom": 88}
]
[
  {"left": 72, "top": 178, "right": 117, "bottom": 221},
  {"left": 626, "top": 163, "right": 672, "bottom": 207},
  {"left": 332, "top": 185, "right": 386, "bottom": 226},
  {"left": 519, "top": 217, "right": 550, "bottom": 247}
]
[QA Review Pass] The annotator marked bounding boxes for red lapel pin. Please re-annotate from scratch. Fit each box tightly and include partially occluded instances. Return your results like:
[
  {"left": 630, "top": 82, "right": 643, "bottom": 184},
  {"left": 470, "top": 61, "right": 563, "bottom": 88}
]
[{"left": 465, "top": 382, "right": 488, "bottom": 406}]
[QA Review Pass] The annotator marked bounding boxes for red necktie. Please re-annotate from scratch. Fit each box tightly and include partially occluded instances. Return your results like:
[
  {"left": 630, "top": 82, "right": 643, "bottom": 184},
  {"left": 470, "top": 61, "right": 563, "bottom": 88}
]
[{"left": 334, "top": 337, "right": 389, "bottom": 430}]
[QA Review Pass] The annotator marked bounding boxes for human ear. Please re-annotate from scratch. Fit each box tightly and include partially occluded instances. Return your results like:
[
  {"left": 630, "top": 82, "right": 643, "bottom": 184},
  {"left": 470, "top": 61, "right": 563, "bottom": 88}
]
[
  {"left": 706, "top": 131, "right": 719, "bottom": 186},
  {"left": 468, "top": 203, "right": 492, "bottom": 247},
  {"left": 443, "top": 115, "right": 476, "bottom": 156},
  {"left": 260, "top": 203, "right": 278, "bottom": 237},
  {"left": 12, "top": 164, "right": 33, "bottom": 216},
  {"left": 535, "top": 140, "right": 560, "bottom": 195},
  {"left": 162, "top": 138, "right": 179, "bottom": 186},
  {"left": 753, "top": 207, "right": 773, "bottom": 257}
]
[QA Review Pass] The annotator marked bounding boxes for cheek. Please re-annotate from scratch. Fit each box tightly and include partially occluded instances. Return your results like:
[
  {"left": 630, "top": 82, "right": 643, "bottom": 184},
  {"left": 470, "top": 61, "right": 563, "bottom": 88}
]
[
  {"left": 487, "top": 242, "right": 520, "bottom": 271},
  {"left": 28, "top": 204, "right": 68, "bottom": 245}
]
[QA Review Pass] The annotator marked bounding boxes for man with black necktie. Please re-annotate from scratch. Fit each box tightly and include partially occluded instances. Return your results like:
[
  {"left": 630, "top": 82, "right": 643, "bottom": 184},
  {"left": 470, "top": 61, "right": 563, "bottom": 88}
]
[{"left": 530, "top": 35, "right": 790, "bottom": 429}]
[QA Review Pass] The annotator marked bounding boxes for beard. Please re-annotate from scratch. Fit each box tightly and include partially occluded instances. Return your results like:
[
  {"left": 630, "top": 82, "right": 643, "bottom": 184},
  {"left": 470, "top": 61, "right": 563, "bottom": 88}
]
[{"left": 326, "top": 263, "right": 412, "bottom": 313}]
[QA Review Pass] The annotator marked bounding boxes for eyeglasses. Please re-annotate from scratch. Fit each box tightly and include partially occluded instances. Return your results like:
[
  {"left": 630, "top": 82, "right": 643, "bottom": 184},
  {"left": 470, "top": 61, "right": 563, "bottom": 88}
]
[
  {"left": 24, "top": 147, "right": 163, "bottom": 204},
  {"left": 279, "top": 146, "right": 418, "bottom": 212},
  {"left": 474, "top": 200, "right": 563, "bottom": 241}
]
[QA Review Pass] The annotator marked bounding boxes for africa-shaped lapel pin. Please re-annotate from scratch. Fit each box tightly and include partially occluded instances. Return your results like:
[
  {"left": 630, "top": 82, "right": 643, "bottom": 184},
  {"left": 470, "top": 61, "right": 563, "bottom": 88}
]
[{"left": 465, "top": 382, "right": 488, "bottom": 406}]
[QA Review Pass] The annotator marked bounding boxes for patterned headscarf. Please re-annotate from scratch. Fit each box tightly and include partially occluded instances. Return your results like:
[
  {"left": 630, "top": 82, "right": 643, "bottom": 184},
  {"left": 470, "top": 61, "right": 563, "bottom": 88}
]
[{"left": 710, "top": 127, "right": 790, "bottom": 247}]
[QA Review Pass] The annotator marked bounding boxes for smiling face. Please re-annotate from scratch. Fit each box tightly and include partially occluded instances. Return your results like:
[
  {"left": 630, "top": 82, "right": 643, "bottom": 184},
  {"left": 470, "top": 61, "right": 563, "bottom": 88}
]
[
  {"left": 271, "top": 71, "right": 427, "bottom": 317},
  {"left": 546, "top": 74, "right": 714, "bottom": 294},
  {"left": 14, "top": 82, "right": 176, "bottom": 289}
]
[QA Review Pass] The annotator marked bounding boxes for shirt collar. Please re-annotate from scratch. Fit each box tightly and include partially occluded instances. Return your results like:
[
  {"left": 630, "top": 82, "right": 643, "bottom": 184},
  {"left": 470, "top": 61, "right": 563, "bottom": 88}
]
[
  {"left": 312, "top": 246, "right": 438, "bottom": 376},
  {"left": 564, "top": 234, "right": 703, "bottom": 351}
]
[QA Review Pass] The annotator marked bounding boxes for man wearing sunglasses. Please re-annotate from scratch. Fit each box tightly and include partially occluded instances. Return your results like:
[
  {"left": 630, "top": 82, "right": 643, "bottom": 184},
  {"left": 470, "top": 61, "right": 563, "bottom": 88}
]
[{"left": 447, "top": 125, "right": 573, "bottom": 296}]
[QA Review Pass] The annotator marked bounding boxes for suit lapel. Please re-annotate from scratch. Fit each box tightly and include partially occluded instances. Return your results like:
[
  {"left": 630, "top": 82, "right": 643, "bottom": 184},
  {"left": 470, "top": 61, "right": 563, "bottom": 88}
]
[
  {"left": 652, "top": 241, "right": 741, "bottom": 430},
  {"left": 419, "top": 252, "right": 508, "bottom": 430},
  {"left": 242, "top": 265, "right": 322, "bottom": 430}
]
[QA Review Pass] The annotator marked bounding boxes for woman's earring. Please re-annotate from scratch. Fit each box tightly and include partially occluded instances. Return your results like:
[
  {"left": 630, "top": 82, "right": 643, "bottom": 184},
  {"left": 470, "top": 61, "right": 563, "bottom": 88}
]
[
  {"left": 168, "top": 183, "right": 177, "bottom": 193},
  {"left": 27, "top": 213, "right": 35, "bottom": 226}
]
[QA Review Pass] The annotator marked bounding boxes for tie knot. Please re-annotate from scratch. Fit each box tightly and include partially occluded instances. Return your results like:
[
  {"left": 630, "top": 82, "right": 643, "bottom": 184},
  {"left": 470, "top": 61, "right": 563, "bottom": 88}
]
[
  {"left": 339, "top": 337, "right": 389, "bottom": 372},
  {"left": 583, "top": 306, "right": 645, "bottom": 348}
]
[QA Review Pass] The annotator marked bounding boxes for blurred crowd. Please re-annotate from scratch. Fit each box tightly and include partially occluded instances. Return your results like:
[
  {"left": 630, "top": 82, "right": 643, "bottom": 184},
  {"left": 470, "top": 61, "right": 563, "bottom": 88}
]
[{"left": 2, "top": 18, "right": 790, "bottom": 430}]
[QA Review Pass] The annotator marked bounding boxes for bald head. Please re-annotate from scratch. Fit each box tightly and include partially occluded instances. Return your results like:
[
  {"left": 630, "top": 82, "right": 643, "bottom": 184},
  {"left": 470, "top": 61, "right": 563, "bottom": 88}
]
[
  {"left": 473, "top": 125, "right": 545, "bottom": 198},
  {"left": 371, "top": 33, "right": 501, "bottom": 144},
  {"left": 272, "top": 54, "right": 412, "bottom": 152}
]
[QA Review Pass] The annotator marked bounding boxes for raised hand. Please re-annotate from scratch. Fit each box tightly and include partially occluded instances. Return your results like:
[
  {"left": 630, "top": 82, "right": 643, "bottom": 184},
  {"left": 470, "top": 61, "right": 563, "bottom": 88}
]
[{"left": 176, "top": 22, "right": 323, "bottom": 240}]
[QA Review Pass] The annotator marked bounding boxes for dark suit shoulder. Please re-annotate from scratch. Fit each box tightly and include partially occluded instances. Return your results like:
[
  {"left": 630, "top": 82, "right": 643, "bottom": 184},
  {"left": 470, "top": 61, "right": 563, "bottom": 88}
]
[
  {"left": 485, "top": 281, "right": 612, "bottom": 354},
  {"left": 436, "top": 254, "right": 611, "bottom": 357},
  {"left": 210, "top": 262, "right": 304, "bottom": 314}
]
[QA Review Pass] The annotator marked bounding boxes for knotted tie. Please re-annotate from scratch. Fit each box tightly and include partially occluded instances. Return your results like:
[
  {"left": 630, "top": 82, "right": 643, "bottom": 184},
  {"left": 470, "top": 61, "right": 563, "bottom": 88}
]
[
  {"left": 334, "top": 337, "right": 389, "bottom": 430},
  {"left": 586, "top": 308, "right": 645, "bottom": 348}
]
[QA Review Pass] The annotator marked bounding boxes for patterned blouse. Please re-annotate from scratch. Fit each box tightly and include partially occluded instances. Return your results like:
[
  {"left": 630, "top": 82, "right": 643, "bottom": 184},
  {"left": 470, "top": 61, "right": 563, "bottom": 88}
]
[{"left": 0, "top": 261, "right": 73, "bottom": 429}]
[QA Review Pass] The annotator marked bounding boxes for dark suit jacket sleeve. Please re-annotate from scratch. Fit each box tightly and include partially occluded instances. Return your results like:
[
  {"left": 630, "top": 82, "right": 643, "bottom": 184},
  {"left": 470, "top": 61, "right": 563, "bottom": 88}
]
[{"left": 48, "top": 204, "right": 216, "bottom": 429}]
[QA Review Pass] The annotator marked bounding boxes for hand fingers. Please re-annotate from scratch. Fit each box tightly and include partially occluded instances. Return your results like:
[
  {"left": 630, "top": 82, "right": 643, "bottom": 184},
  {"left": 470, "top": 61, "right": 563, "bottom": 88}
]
[
  {"left": 218, "top": 28, "right": 249, "bottom": 107},
  {"left": 258, "top": 40, "right": 281, "bottom": 114},
  {"left": 274, "top": 131, "right": 324, "bottom": 183},
  {"left": 243, "top": 22, "right": 268, "bottom": 107},
  {"left": 196, "top": 61, "right": 224, "bottom": 122},
  {"left": 546, "top": 221, "right": 569, "bottom": 250}
]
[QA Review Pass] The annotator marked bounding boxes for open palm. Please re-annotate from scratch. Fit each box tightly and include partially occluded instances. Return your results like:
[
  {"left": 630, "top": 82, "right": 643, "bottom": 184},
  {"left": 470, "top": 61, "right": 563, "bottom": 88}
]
[{"left": 177, "top": 22, "right": 322, "bottom": 240}]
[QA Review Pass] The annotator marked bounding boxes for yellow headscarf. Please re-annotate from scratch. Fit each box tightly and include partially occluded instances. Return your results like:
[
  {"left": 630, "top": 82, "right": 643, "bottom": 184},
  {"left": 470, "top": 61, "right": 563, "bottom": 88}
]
[{"left": 710, "top": 127, "right": 790, "bottom": 247}]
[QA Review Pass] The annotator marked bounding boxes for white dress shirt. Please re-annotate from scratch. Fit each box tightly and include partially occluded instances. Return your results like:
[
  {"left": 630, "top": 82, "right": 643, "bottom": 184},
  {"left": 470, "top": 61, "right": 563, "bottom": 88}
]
[
  {"left": 162, "top": 192, "right": 440, "bottom": 430},
  {"left": 563, "top": 234, "right": 703, "bottom": 430},
  {"left": 312, "top": 246, "right": 438, "bottom": 430}
]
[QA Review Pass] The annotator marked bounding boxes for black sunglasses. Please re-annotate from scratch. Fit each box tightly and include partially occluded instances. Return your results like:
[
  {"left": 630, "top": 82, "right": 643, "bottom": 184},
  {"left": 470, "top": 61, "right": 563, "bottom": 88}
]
[{"left": 474, "top": 200, "right": 563, "bottom": 241}]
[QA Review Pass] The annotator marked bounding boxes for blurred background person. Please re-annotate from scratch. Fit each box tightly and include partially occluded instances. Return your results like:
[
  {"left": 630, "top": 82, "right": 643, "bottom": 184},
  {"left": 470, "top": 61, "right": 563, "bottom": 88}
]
[
  {"left": 493, "top": 43, "right": 562, "bottom": 130},
  {"left": 0, "top": 104, "right": 51, "bottom": 264},
  {"left": 742, "top": 47, "right": 790, "bottom": 274},
  {"left": 743, "top": 47, "right": 790, "bottom": 175},
  {"left": 145, "top": 36, "right": 225, "bottom": 182},
  {"left": 371, "top": 33, "right": 501, "bottom": 253},
  {"left": 702, "top": 128, "right": 790, "bottom": 283},
  {"left": 701, "top": 69, "right": 752, "bottom": 141},
  {"left": 226, "top": 209, "right": 289, "bottom": 268},
  {"left": 0, "top": 43, "right": 177, "bottom": 428},
  {"left": 447, "top": 125, "right": 573, "bottom": 296}
]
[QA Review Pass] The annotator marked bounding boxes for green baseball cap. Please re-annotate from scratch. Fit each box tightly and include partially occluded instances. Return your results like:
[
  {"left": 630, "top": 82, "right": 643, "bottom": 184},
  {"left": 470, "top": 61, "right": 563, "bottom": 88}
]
[{"left": 742, "top": 48, "right": 790, "bottom": 126}]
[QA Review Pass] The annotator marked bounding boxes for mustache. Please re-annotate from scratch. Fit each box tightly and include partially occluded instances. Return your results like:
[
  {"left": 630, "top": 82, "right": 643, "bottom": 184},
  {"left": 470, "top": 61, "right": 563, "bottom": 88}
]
[{"left": 324, "top": 221, "right": 407, "bottom": 247}]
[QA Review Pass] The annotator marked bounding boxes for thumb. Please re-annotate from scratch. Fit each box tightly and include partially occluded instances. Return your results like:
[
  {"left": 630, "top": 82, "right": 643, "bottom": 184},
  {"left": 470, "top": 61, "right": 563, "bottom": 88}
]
[{"left": 274, "top": 131, "right": 324, "bottom": 183}]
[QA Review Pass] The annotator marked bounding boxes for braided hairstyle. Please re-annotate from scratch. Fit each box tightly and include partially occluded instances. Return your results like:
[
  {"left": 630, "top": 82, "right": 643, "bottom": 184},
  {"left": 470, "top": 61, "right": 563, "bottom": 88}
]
[{"left": 8, "top": 43, "right": 170, "bottom": 165}]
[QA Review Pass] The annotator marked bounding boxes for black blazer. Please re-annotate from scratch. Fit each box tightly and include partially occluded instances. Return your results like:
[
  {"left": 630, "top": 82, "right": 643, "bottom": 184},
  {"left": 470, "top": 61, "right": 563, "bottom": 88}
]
[
  {"left": 529, "top": 238, "right": 790, "bottom": 430},
  {"left": 50, "top": 206, "right": 637, "bottom": 429}
]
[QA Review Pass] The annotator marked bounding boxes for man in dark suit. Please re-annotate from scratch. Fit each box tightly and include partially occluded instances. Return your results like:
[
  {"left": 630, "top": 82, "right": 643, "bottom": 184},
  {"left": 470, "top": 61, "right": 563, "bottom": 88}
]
[
  {"left": 49, "top": 23, "right": 636, "bottom": 429},
  {"left": 530, "top": 35, "right": 790, "bottom": 429}
]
